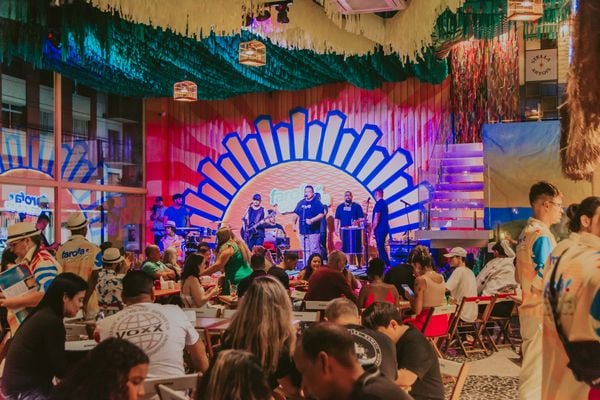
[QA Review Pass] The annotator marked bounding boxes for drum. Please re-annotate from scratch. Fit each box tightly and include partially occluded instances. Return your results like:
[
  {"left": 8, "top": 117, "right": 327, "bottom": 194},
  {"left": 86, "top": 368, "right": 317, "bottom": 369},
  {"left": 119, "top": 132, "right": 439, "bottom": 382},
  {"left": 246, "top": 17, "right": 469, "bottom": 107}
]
[
  {"left": 341, "top": 226, "right": 363, "bottom": 254},
  {"left": 276, "top": 237, "right": 290, "bottom": 249}
]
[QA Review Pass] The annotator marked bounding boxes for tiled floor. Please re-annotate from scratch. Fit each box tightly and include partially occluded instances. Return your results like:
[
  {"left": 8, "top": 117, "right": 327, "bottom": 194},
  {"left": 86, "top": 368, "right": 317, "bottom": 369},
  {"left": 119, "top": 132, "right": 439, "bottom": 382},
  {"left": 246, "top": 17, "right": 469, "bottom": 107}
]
[{"left": 444, "top": 349, "right": 520, "bottom": 399}]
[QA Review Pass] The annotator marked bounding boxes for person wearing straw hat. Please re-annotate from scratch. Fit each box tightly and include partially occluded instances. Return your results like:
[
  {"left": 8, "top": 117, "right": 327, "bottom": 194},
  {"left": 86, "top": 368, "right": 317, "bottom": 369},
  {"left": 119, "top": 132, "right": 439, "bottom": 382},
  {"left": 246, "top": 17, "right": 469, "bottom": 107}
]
[
  {"left": 56, "top": 211, "right": 102, "bottom": 320},
  {"left": 0, "top": 222, "right": 62, "bottom": 331},
  {"left": 96, "top": 248, "right": 125, "bottom": 314}
]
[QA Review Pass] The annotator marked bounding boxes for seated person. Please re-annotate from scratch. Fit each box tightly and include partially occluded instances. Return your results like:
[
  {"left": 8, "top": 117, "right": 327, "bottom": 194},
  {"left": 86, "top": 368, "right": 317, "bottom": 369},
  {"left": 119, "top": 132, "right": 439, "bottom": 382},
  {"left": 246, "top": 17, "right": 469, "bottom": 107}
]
[
  {"left": 403, "top": 246, "right": 448, "bottom": 336},
  {"left": 477, "top": 240, "right": 518, "bottom": 296},
  {"left": 252, "top": 245, "right": 274, "bottom": 271},
  {"left": 268, "top": 252, "right": 301, "bottom": 290},
  {"left": 363, "top": 302, "right": 444, "bottom": 400},
  {"left": 237, "top": 254, "right": 268, "bottom": 297},
  {"left": 357, "top": 258, "right": 400, "bottom": 309},
  {"left": 305, "top": 251, "right": 356, "bottom": 302},
  {"left": 96, "top": 271, "right": 208, "bottom": 378},
  {"left": 140, "top": 245, "right": 175, "bottom": 280},
  {"left": 294, "top": 322, "right": 412, "bottom": 400},
  {"left": 324, "top": 298, "right": 398, "bottom": 380},
  {"left": 180, "top": 253, "right": 220, "bottom": 308},
  {"left": 444, "top": 247, "right": 478, "bottom": 323},
  {"left": 384, "top": 263, "right": 415, "bottom": 300},
  {"left": 96, "top": 247, "right": 125, "bottom": 313},
  {"left": 296, "top": 253, "right": 322, "bottom": 282}
]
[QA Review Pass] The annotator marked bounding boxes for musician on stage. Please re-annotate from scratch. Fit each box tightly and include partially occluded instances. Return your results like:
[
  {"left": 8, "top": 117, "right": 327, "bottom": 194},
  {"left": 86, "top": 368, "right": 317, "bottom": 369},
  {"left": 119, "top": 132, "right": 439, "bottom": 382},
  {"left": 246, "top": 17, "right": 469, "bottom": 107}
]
[
  {"left": 242, "top": 193, "right": 267, "bottom": 250},
  {"left": 293, "top": 185, "right": 325, "bottom": 258},
  {"left": 263, "top": 211, "right": 285, "bottom": 234},
  {"left": 372, "top": 188, "right": 391, "bottom": 266},
  {"left": 160, "top": 220, "right": 184, "bottom": 261},
  {"left": 334, "top": 191, "right": 365, "bottom": 235}
]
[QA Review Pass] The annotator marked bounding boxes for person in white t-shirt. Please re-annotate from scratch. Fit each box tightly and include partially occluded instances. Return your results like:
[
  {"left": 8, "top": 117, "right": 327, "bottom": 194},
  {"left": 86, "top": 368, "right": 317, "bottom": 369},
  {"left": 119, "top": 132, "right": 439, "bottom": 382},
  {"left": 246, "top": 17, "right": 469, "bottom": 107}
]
[
  {"left": 444, "top": 247, "right": 478, "bottom": 322},
  {"left": 96, "top": 271, "right": 208, "bottom": 378}
]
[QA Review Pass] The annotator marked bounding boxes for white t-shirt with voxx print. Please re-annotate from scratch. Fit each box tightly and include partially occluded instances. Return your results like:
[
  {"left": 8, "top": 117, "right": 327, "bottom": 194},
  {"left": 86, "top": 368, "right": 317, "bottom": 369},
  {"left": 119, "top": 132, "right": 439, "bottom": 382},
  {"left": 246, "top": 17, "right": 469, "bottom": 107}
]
[{"left": 98, "top": 303, "right": 199, "bottom": 378}]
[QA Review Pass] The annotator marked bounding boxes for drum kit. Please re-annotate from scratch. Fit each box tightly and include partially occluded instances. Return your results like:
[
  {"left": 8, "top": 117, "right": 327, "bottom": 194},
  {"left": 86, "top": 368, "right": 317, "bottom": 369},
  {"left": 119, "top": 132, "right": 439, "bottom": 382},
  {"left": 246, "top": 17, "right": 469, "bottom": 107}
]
[
  {"left": 179, "top": 227, "right": 217, "bottom": 253},
  {"left": 264, "top": 227, "right": 290, "bottom": 262}
]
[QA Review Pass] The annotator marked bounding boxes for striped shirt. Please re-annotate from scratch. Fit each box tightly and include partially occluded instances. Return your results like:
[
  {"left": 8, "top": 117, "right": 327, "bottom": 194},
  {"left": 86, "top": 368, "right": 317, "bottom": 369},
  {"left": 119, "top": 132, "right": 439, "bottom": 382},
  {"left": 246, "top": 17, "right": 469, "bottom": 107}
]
[{"left": 22, "top": 246, "right": 62, "bottom": 293}]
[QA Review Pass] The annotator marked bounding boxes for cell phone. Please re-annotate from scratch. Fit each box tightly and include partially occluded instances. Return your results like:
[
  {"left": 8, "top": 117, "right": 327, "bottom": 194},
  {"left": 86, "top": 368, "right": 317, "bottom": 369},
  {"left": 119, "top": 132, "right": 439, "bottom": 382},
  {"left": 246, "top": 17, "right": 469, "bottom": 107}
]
[{"left": 401, "top": 284, "right": 414, "bottom": 297}]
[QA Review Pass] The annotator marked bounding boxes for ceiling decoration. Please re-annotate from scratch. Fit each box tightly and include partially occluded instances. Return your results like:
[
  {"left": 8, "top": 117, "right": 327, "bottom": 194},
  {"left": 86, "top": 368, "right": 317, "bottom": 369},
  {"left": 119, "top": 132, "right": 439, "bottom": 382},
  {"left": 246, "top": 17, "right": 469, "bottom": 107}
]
[{"left": 0, "top": 0, "right": 570, "bottom": 99}]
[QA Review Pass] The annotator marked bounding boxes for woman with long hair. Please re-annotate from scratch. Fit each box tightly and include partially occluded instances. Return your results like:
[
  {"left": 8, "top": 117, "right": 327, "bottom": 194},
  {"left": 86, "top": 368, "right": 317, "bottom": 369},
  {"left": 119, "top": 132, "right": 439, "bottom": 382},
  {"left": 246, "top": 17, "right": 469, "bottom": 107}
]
[
  {"left": 404, "top": 245, "right": 448, "bottom": 336},
  {"left": 357, "top": 258, "right": 400, "bottom": 309},
  {"left": 221, "top": 276, "right": 300, "bottom": 396},
  {"left": 541, "top": 196, "right": 600, "bottom": 400},
  {"left": 297, "top": 253, "right": 322, "bottom": 281},
  {"left": 52, "top": 338, "right": 150, "bottom": 400},
  {"left": 201, "top": 227, "right": 252, "bottom": 295},
  {"left": 1, "top": 273, "right": 88, "bottom": 399},
  {"left": 181, "top": 253, "right": 220, "bottom": 308},
  {"left": 197, "top": 350, "right": 271, "bottom": 400}
]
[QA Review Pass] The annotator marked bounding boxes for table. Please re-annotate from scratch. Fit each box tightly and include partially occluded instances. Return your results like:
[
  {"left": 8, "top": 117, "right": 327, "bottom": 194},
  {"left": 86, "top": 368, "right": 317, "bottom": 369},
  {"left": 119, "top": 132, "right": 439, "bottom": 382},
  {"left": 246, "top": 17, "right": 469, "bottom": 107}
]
[
  {"left": 216, "top": 295, "right": 238, "bottom": 308},
  {"left": 153, "top": 282, "right": 181, "bottom": 298},
  {"left": 65, "top": 340, "right": 97, "bottom": 352},
  {"left": 195, "top": 317, "right": 229, "bottom": 330}
]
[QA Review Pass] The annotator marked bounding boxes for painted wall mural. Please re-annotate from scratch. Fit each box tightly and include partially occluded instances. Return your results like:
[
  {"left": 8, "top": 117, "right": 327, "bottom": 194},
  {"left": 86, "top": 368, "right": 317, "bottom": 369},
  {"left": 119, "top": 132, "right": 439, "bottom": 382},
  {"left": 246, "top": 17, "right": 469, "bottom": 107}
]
[{"left": 146, "top": 80, "right": 452, "bottom": 249}]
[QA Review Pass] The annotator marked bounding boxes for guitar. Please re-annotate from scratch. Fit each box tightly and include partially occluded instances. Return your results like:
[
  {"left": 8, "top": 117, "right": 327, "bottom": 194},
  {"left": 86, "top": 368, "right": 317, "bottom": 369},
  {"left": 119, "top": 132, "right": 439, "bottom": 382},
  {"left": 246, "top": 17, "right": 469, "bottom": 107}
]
[{"left": 241, "top": 209, "right": 277, "bottom": 243}]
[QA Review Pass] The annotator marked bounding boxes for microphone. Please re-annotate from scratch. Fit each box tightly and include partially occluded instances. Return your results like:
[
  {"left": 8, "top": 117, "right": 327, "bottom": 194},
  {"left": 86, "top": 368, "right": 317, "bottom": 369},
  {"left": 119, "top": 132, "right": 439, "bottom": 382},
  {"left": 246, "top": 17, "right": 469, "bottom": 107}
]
[
  {"left": 400, "top": 199, "right": 411, "bottom": 207},
  {"left": 366, "top": 197, "right": 371, "bottom": 202}
]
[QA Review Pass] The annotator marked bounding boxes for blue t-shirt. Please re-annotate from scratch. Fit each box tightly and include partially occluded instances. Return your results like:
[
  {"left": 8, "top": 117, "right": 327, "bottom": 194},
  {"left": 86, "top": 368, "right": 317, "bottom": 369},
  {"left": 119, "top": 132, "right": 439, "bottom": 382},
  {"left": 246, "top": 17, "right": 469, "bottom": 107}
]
[
  {"left": 372, "top": 199, "right": 389, "bottom": 234},
  {"left": 335, "top": 202, "right": 364, "bottom": 228},
  {"left": 294, "top": 198, "right": 325, "bottom": 235},
  {"left": 164, "top": 206, "right": 189, "bottom": 228}
]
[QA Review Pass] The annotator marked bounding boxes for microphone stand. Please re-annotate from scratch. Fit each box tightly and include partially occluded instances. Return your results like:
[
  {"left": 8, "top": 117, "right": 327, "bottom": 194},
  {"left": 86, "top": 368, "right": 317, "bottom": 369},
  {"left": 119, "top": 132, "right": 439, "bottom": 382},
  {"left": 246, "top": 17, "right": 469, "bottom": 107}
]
[
  {"left": 404, "top": 203, "right": 411, "bottom": 244},
  {"left": 302, "top": 199, "right": 308, "bottom": 268}
]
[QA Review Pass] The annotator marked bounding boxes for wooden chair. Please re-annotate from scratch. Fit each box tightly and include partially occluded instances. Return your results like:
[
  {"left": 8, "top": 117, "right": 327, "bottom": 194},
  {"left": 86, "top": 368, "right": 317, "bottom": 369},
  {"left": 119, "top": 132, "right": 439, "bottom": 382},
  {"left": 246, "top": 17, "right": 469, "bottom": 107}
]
[
  {"left": 444, "top": 296, "right": 495, "bottom": 357},
  {"left": 142, "top": 373, "right": 199, "bottom": 400},
  {"left": 292, "top": 311, "right": 320, "bottom": 332},
  {"left": 486, "top": 293, "right": 518, "bottom": 351},
  {"left": 222, "top": 309, "right": 237, "bottom": 319},
  {"left": 419, "top": 304, "right": 457, "bottom": 358},
  {"left": 438, "top": 358, "right": 470, "bottom": 400},
  {"left": 303, "top": 300, "right": 330, "bottom": 317},
  {"left": 156, "top": 384, "right": 188, "bottom": 400}
]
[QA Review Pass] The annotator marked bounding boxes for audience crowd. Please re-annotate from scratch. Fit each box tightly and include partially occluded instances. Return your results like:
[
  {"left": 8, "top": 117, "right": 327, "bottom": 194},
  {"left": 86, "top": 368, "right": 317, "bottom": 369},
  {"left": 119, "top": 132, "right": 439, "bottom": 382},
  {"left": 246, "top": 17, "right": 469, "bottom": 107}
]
[{"left": 0, "top": 180, "right": 598, "bottom": 400}]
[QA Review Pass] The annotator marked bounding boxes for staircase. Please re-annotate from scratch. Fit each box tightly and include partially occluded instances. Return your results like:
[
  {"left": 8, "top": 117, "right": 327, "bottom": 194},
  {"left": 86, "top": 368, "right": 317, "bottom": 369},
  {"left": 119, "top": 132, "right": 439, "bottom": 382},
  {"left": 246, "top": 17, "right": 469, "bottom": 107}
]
[{"left": 416, "top": 142, "right": 491, "bottom": 248}]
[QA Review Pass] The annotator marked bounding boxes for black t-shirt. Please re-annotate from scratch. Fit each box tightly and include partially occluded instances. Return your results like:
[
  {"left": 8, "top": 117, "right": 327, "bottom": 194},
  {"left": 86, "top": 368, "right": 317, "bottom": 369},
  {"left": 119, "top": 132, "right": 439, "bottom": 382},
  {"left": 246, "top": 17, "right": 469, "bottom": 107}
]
[
  {"left": 349, "top": 367, "right": 413, "bottom": 400},
  {"left": 384, "top": 264, "right": 415, "bottom": 299},
  {"left": 268, "top": 266, "right": 290, "bottom": 289},
  {"left": 396, "top": 326, "right": 444, "bottom": 400},
  {"left": 345, "top": 324, "right": 398, "bottom": 380},
  {"left": 2, "top": 307, "right": 67, "bottom": 396},
  {"left": 294, "top": 198, "right": 325, "bottom": 235},
  {"left": 237, "top": 270, "right": 267, "bottom": 297}
]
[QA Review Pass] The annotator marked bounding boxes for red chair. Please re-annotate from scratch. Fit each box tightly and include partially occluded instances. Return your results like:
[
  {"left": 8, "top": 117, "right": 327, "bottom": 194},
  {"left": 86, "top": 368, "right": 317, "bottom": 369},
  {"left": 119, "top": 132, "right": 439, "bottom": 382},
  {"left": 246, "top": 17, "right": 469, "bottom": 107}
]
[
  {"left": 443, "top": 296, "right": 496, "bottom": 357},
  {"left": 418, "top": 304, "right": 457, "bottom": 358}
]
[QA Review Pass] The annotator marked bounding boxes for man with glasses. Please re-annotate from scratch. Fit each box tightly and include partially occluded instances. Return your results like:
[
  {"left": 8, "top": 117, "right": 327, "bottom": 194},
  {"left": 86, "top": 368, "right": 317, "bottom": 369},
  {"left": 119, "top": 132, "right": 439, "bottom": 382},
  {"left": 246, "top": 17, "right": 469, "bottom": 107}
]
[
  {"left": 516, "top": 181, "right": 562, "bottom": 400},
  {"left": 0, "top": 222, "right": 61, "bottom": 329}
]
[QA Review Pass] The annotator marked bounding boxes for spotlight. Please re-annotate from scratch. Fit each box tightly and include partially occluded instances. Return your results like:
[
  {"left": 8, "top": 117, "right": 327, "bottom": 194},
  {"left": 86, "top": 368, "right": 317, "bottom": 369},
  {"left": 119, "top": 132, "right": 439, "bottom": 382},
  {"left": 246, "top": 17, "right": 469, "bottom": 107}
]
[
  {"left": 276, "top": 4, "right": 289, "bottom": 23},
  {"left": 255, "top": 9, "right": 271, "bottom": 21}
]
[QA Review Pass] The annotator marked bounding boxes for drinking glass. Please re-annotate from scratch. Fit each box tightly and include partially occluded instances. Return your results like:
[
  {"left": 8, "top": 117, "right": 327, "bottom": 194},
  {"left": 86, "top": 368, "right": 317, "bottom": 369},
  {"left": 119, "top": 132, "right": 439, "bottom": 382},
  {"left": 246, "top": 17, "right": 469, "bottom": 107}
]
[{"left": 229, "top": 282, "right": 238, "bottom": 298}]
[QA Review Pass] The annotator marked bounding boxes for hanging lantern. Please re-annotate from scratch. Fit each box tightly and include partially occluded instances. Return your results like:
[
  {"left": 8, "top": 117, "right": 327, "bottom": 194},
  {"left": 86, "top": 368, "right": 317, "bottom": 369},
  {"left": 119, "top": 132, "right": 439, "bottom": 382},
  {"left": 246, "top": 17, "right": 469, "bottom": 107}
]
[
  {"left": 239, "top": 40, "right": 266, "bottom": 67},
  {"left": 173, "top": 81, "right": 197, "bottom": 102},
  {"left": 507, "top": 1, "right": 543, "bottom": 22}
]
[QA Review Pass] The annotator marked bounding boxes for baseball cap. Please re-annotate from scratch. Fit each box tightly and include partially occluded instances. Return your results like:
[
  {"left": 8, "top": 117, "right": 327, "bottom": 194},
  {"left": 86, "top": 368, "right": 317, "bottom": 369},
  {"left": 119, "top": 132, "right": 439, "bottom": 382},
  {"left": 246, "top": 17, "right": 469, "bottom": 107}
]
[
  {"left": 444, "top": 247, "right": 468, "bottom": 258},
  {"left": 155, "top": 196, "right": 163, "bottom": 202},
  {"left": 253, "top": 193, "right": 262, "bottom": 201}
]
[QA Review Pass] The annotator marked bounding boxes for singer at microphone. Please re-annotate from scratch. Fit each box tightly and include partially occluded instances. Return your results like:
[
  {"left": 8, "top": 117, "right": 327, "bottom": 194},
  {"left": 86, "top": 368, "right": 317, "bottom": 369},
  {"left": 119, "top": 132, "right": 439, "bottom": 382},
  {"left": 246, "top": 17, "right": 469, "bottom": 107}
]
[
  {"left": 292, "top": 185, "right": 325, "bottom": 260},
  {"left": 334, "top": 190, "right": 365, "bottom": 236}
]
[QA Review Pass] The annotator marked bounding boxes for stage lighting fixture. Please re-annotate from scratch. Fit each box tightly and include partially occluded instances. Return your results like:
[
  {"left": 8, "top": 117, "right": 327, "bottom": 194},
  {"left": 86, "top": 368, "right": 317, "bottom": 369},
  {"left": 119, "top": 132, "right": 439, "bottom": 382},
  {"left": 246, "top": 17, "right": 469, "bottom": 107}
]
[{"left": 276, "top": 4, "right": 290, "bottom": 23}]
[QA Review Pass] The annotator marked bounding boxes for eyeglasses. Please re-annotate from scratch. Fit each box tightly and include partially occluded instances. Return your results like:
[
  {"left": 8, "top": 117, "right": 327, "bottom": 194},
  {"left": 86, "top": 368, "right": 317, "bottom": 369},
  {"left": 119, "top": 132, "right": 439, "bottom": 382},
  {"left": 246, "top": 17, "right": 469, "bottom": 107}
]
[{"left": 548, "top": 200, "right": 564, "bottom": 209}]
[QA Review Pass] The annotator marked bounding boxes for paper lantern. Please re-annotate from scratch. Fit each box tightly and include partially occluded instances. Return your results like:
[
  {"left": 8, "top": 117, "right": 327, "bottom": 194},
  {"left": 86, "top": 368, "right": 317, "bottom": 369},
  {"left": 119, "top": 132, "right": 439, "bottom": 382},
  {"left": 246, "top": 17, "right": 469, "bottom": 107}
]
[
  {"left": 173, "top": 81, "right": 197, "bottom": 102},
  {"left": 507, "top": 0, "right": 543, "bottom": 22},
  {"left": 239, "top": 40, "right": 266, "bottom": 67}
]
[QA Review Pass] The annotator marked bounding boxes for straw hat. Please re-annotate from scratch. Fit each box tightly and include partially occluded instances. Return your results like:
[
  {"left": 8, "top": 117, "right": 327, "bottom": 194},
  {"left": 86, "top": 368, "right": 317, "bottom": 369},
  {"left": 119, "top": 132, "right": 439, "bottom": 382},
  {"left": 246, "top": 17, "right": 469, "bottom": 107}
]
[
  {"left": 7, "top": 222, "right": 40, "bottom": 244},
  {"left": 67, "top": 211, "right": 88, "bottom": 230},
  {"left": 102, "top": 247, "right": 124, "bottom": 264},
  {"left": 165, "top": 220, "right": 177, "bottom": 228}
]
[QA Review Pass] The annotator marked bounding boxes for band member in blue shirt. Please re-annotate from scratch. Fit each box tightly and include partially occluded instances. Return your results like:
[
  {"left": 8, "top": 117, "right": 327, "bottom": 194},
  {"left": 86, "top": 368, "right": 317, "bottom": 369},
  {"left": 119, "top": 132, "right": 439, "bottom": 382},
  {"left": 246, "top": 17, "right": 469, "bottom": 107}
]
[
  {"left": 334, "top": 191, "right": 365, "bottom": 235},
  {"left": 372, "top": 188, "right": 391, "bottom": 266},
  {"left": 293, "top": 186, "right": 325, "bottom": 260}
]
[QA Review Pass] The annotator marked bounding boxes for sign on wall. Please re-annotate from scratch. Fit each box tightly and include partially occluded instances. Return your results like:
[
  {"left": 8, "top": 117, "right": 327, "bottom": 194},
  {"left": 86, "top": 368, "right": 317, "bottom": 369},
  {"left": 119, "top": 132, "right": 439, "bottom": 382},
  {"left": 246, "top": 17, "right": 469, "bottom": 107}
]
[{"left": 525, "top": 49, "right": 558, "bottom": 82}]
